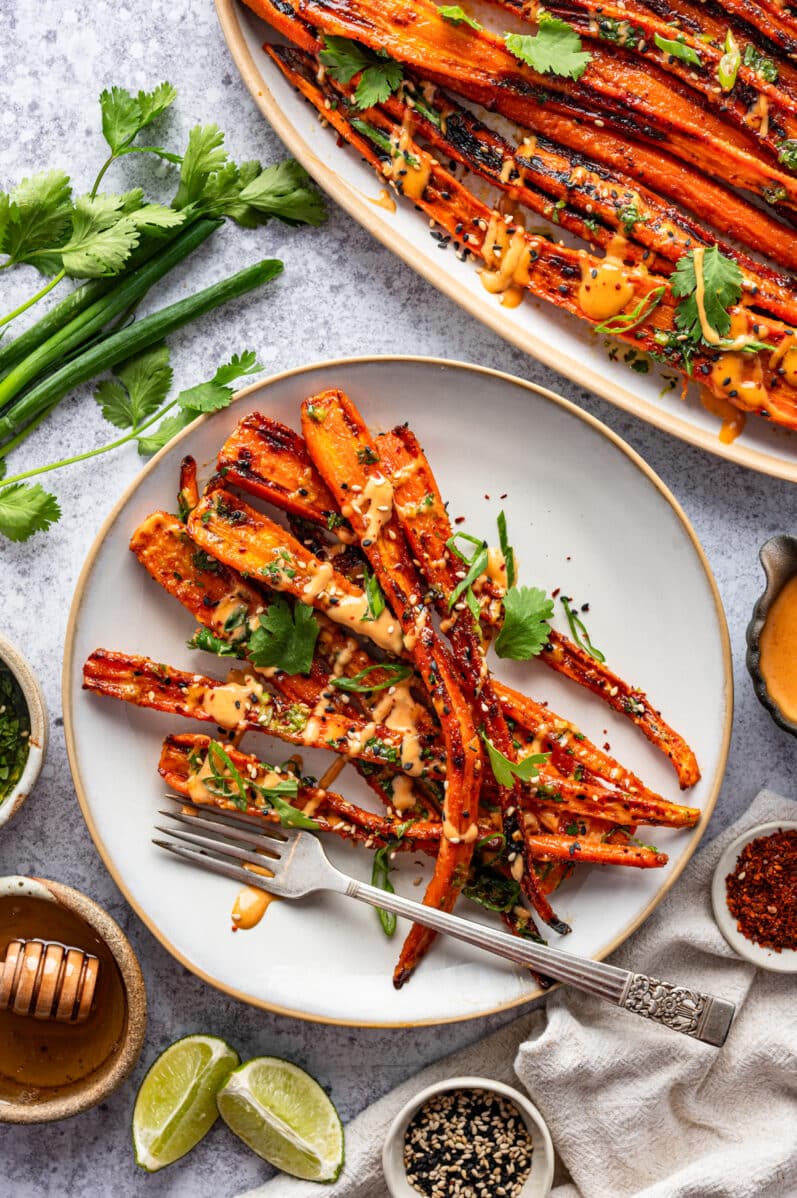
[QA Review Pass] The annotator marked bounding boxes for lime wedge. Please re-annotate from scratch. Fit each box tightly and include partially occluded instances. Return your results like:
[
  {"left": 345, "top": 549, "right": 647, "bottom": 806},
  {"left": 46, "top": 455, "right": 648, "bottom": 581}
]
[
  {"left": 133, "top": 1034, "right": 239, "bottom": 1172},
  {"left": 216, "top": 1056, "right": 344, "bottom": 1182}
]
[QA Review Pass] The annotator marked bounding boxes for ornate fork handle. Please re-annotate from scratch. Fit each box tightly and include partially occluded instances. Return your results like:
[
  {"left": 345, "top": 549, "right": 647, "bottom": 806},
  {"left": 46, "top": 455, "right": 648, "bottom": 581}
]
[{"left": 345, "top": 878, "right": 734, "bottom": 1046}]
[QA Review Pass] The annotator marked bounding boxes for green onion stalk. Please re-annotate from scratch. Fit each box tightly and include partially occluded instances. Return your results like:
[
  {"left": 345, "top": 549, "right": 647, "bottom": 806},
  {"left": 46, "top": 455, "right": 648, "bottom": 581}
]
[{"left": 0, "top": 255, "right": 282, "bottom": 459}]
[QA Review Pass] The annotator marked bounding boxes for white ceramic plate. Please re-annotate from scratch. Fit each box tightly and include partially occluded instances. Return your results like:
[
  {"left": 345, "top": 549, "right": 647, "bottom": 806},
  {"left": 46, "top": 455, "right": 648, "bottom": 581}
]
[
  {"left": 64, "top": 357, "right": 732, "bottom": 1026},
  {"left": 216, "top": 0, "right": 797, "bottom": 483},
  {"left": 711, "top": 820, "right": 797, "bottom": 973}
]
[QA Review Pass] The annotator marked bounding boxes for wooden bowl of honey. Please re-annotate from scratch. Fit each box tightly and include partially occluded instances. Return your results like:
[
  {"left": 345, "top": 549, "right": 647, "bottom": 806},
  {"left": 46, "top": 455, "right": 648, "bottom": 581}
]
[
  {"left": 746, "top": 534, "right": 797, "bottom": 738},
  {"left": 0, "top": 875, "right": 146, "bottom": 1123}
]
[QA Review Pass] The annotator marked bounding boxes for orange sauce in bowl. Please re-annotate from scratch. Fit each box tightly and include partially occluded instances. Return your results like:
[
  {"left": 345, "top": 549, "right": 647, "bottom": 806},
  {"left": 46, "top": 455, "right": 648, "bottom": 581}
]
[{"left": 759, "top": 575, "right": 797, "bottom": 723}]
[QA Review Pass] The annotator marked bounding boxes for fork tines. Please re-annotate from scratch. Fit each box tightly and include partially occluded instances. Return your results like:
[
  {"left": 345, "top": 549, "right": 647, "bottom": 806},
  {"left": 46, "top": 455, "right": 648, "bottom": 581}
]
[{"left": 153, "top": 799, "right": 287, "bottom": 892}]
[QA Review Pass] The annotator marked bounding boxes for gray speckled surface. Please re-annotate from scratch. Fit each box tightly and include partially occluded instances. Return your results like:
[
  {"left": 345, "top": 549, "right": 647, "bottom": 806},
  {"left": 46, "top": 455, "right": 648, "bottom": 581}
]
[{"left": 1, "top": 2, "right": 796, "bottom": 1193}]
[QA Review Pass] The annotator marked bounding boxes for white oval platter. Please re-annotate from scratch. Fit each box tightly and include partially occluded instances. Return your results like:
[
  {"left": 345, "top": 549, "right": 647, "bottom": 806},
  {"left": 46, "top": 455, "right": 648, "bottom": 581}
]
[{"left": 216, "top": 0, "right": 797, "bottom": 482}]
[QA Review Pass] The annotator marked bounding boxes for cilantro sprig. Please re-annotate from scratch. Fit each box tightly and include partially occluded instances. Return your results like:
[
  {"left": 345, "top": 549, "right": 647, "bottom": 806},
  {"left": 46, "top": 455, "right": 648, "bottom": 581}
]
[
  {"left": 0, "top": 81, "right": 325, "bottom": 544},
  {"left": 505, "top": 12, "right": 591, "bottom": 81},
  {"left": 437, "top": 5, "right": 482, "bottom": 30},
  {"left": 0, "top": 345, "right": 261, "bottom": 542},
  {"left": 670, "top": 246, "right": 742, "bottom": 344},
  {"left": 247, "top": 598, "right": 320, "bottom": 675},
  {"left": 319, "top": 36, "right": 404, "bottom": 109},
  {"left": 494, "top": 586, "right": 553, "bottom": 660}
]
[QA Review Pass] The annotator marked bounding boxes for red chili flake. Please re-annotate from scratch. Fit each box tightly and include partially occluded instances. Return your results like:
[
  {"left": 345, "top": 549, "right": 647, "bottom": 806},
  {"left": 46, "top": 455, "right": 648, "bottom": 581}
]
[
  {"left": 454, "top": 515, "right": 466, "bottom": 525},
  {"left": 726, "top": 829, "right": 797, "bottom": 952}
]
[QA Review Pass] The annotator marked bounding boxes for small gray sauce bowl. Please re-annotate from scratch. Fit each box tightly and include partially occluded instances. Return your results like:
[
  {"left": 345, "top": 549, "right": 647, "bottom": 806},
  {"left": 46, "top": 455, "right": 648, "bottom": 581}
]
[{"left": 746, "top": 534, "right": 797, "bottom": 738}]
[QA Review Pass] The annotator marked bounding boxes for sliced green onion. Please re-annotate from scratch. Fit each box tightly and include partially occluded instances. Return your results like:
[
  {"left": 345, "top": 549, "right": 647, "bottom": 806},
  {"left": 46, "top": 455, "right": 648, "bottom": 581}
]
[
  {"left": 560, "top": 596, "right": 605, "bottom": 663},
  {"left": 331, "top": 663, "right": 413, "bottom": 693},
  {"left": 718, "top": 30, "right": 741, "bottom": 91},
  {"left": 0, "top": 253, "right": 279, "bottom": 445},
  {"left": 594, "top": 286, "right": 666, "bottom": 335}
]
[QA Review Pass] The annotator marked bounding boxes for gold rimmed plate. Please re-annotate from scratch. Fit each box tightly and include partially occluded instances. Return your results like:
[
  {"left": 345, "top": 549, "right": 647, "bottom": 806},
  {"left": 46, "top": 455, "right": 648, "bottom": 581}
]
[{"left": 64, "top": 356, "right": 731, "bottom": 1026}]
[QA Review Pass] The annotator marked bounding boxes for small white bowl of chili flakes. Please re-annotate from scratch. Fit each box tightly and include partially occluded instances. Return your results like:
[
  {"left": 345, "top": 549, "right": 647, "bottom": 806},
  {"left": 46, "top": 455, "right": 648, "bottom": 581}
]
[
  {"left": 382, "top": 1076, "right": 554, "bottom": 1198},
  {"left": 711, "top": 820, "right": 797, "bottom": 973}
]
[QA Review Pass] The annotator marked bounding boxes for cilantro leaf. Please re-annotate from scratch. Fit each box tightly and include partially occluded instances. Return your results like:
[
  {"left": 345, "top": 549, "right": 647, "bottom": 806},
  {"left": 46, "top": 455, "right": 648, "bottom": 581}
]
[
  {"left": 319, "top": 36, "right": 404, "bottom": 110},
  {"left": 247, "top": 598, "right": 319, "bottom": 674},
  {"left": 137, "top": 408, "right": 195, "bottom": 456},
  {"left": 176, "top": 381, "right": 234, "bottom": 414},
  {"left": 100, "top": 86, "right": 144, "bottom": 153},
  {"left": 41, "top": 192, "right": 182, "bottom": 278},
  {"left": 173, "top": 124, "right": 229, "bottom": 210},
  {"left": 505, "top": 13, "right": 591, "bottom": 80},
  {"left": 653, "top": 34, "right": 701, "bottom": 67},
  {"left": 177, "top": 351, "right": 262, "bottom": 413},
  {"left": 100, "top": 83, "right": 177, "bottom": 155},
  {"left": 0, "top": 483, "right": 61, "bottom": 542},
  {"left": 212, "top": 350, "right": 261, "bottom": 386},
  {"left": 355, "top": 60, "right": 404, "bottom": 109},
  {"left": 93, "top": 380, "right": 132, "bottom": 430},
  {"left": 494, "top": 585, "right": 553, "bottom": 659},
  {"left": 115, "top": 344, "right": 173, "bottom": 423},
  {"left": 319, "top": 36, "right": 374, "bottom": 84},
  {"left": 481, "top": 732, "right": 549, "bottom": 789},
  {"left": 0, "top": 171, "right": 74, "bottom": 268},
  {"left": 135, "top": 82, "right": 178, "bottom": 129},
  {"left": 95, "top": 343, "right": 173, "bottom": 429},
  {"left": 671, "top": 246, "right": 742, "bottom": 342},
  {"left": 235, "top": 160, "right": 327, "bottom": 228},
  {"left": 437, "top": 4, "right": 482, "bottom": 29}
]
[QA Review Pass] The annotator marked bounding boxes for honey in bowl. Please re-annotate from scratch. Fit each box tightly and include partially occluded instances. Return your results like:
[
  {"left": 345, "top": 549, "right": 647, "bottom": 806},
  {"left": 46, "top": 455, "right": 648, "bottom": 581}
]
[
  {"left": 0, "top": 894, "right": 127, "bottom": 1104},
  {"left": 758, "top": 574, "right": 797, "bottom": 725}
]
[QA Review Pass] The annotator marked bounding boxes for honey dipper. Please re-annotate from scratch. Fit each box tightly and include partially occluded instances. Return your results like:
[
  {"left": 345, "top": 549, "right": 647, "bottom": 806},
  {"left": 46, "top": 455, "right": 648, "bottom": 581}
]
[{"left": 0, "top": 938, "right": 99, "bottom": 1022}]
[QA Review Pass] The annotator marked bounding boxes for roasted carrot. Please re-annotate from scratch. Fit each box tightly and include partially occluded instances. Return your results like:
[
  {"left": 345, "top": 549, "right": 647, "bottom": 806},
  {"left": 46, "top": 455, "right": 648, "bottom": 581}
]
[
  {"left": 378, "top": 422, "right": 572, "bottom": 932},
  {"left": 372, "top": 82, "right": 797, "bottom": 328},
  {"left": 300, "top": 388, "right": 484, "bottom": 986},
  {"left": 247, "top": 0, "right": 797, "bottom": 210},
  {"left": 509, "top": 0, "right": 797, "bottom": 147},
  {"left": 265, "top": 45, "right": 797, "bottom": 432},
  {"left": 160, "top": 732, "right": 448, "bottom": 850},
  {"left": 83, "top": 649, "right": 447, "bottom": 778},
  {"left": 210, "top": 412, "right": 708, "bottom": 786},
  {"left": 523, "top": 832, "right": 668, "bottom": 867},
  {"left": 216, "top": 412, "right": 343, "bottom": 525}
]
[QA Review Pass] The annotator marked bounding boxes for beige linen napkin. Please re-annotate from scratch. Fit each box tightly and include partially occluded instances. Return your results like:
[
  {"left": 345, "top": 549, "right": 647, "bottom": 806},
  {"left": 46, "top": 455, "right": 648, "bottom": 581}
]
[{"left": 240, "top": 789, "right": 797, "bottom": 1198}]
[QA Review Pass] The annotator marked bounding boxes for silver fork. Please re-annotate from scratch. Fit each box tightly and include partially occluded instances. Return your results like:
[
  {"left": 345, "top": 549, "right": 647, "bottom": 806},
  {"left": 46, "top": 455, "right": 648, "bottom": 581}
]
[{"left": 154, "top": 802, "right": 735, "bottom": 1046}]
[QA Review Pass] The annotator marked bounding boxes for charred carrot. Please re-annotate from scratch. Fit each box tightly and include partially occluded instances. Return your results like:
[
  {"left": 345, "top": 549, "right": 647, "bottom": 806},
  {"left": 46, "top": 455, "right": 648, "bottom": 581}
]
[{"left": 300, "top": 388, "right": 484, "bottom": 987}]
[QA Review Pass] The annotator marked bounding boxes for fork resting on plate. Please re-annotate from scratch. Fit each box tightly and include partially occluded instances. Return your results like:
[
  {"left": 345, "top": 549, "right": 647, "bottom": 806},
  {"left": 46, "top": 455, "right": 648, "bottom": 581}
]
[{"left": 155, "top": 802, "right": 735, "bottom": 1047}]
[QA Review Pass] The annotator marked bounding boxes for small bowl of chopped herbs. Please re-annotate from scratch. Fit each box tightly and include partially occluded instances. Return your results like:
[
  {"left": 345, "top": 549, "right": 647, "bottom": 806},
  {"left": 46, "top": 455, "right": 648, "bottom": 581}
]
[
  {"left": 0, "top": 634, "right": 47, "bottom": 830},
  {"left": 382, "top": 1076, "right": 554, "bottom": 1198}
]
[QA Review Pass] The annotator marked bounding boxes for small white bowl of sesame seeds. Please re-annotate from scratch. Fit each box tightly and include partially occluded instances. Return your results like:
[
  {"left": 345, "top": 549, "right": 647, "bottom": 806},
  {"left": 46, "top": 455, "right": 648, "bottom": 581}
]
[{"left": 382, "top": 1076, "right": 555, "bottom": 1198}]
